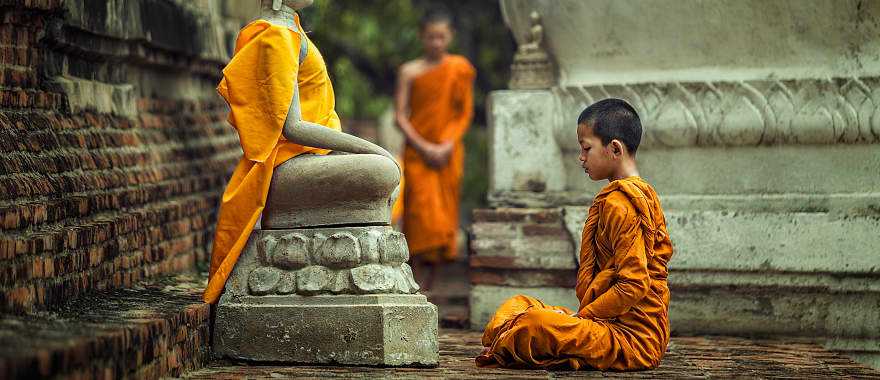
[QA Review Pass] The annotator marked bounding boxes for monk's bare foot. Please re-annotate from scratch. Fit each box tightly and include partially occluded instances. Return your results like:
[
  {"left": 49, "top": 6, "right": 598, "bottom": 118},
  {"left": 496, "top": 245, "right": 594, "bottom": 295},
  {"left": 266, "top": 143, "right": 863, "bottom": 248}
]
[{"left": 480, "top": 346, "right": 491, "bottom": 356}]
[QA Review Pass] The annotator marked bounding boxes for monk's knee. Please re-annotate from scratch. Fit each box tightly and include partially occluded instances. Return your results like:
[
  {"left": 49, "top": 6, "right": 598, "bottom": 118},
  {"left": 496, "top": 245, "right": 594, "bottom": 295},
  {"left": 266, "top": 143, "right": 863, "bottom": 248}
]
[
  {"left": 362, "top": 154, "right": 400, "bottom": 186},
  {"left": 518, "top": 308, "right": 557, "bottom": 327},
  {"left": 499, "top": 294, "right": 539, "bottom": 310}
]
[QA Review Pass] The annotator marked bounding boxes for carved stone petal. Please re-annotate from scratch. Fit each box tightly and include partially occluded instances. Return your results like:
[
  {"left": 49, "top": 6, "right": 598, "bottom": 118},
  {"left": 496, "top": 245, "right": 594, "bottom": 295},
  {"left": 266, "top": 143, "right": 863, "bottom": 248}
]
[
  {"left": 310, "top": 233, "right": 326, "bottom": 263},
  {"left": 391, "top": 266, "right": 409, "bottom": 294},
  {"left": 719, "top": 94, "right": 764, "bottom": 146},
  {"left": 350, "top": 264, "right": 396, "bottom": 294},
  {"left": 400, "top": 263, "right": 420, "bottom": 293},
  {"left": 380, "top": 231, "right": 409, "bottom": 264},
  {"left": 273, "top": 233, "right": 311, "bottom": 269},
  {"left": 248, "top": 267, "right": 281, "bottom": 296},
  {"left": 276, "top": 271, "right": 297, "bottom": 295},
  {"left": 258, "top": 235, "right": 278, "bottom": 264},
  {"left": 318, "top": 233, "right": 361, "bottom": 268},
  {"left": 359, "top": 229, "right": 383, "bottom": 264},
  {"left": 296, "top": 265, "right": 332, "bottom": 295},
  {"left": 328, "top": 269, "right": 352, "bottom": 294}
]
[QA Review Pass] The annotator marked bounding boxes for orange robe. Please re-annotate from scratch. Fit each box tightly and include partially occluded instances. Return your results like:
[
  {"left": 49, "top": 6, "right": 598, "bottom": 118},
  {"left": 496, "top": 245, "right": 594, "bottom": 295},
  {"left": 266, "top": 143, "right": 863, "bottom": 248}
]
[
  {"left": 476, "top": 177, "right": 674, "bottom": 370},
  {"left": 203, "top": 17, "right": 341, "bottom": 304},
  {"left": 403, "top": 55, "right": 475, "bottom": 263}
]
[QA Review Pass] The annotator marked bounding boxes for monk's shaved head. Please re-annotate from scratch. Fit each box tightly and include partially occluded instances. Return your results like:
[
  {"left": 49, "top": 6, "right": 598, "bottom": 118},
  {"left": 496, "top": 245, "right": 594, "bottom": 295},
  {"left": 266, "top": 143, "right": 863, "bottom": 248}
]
[
  {"left": 419, "top": 7, "right": 454, "bottom": 31},
  {"left": 577, "top": 98, "right": 642, "bottom": 155}
]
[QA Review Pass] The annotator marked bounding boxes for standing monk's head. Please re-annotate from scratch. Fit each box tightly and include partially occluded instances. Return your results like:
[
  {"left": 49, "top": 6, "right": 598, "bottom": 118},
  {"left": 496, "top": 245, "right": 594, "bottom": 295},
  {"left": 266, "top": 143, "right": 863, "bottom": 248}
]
[
  {"left": 419, "top": 8, "right": 454, "bottom": 60},
  {"left": 576, "top": 98, "right": 642, "bottom": 182},
  {"left": 263, "top": 0, "right": 314, "bottom": 10}
]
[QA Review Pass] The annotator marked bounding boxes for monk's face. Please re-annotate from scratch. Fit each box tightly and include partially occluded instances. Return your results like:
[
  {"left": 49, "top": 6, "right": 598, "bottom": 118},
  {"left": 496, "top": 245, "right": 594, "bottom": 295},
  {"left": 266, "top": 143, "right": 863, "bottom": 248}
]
[
  {"left": 420, "top": 22, "right": 453, "bottom": 59},
  {"left": 577, "top": 123, "right": 617, "bottom": 181}
]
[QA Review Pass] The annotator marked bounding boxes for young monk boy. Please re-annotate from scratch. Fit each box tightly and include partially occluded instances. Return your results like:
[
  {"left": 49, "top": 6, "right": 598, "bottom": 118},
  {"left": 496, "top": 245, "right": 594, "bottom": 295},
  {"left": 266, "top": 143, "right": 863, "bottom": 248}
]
[
  {"left": 394, "top": 8, "right": 475, "bottom": 290},
  {"left": 476, "top": 98, "right": 675, "bottom": 371}
]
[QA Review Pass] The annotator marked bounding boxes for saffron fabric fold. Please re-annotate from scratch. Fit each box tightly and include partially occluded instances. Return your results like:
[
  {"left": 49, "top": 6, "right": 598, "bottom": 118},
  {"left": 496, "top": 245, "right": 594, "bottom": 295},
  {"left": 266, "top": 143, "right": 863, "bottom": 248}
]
[
  {"left": 203, "top": 17, "right": 340, "bottom": 303},
  {"left": 476, "top": 176, "right": 674, "bottom": 370}
]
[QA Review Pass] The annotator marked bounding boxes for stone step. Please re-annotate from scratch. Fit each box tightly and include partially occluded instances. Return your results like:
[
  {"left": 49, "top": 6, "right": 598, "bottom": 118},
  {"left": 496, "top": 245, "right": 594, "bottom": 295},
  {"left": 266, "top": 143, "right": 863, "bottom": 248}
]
[{"left": 0, "top": 272, "right": 210, "bottom": 379}]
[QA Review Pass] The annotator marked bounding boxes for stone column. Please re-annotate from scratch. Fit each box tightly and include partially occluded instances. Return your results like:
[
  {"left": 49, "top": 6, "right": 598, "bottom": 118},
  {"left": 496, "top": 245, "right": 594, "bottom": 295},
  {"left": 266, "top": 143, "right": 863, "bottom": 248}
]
[
  {"left": 472, "top": 0, "right": 880, "bottom": 369},
  {"left": 213, "top": 227, "right": 438, "bottom": 366}
]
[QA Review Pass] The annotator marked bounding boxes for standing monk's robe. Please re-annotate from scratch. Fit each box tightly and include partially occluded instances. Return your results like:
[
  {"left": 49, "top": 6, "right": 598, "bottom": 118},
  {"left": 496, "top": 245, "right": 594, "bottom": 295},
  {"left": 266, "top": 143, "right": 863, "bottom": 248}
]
[
  {"left": 203, "top": 16, "right": 341, "bottom": 304},
  {"left": 403, "top": 55, "right": 475, "bottom": 263},
  {"left": 476, "top": 176, "right": 674, "bottom": 370}
]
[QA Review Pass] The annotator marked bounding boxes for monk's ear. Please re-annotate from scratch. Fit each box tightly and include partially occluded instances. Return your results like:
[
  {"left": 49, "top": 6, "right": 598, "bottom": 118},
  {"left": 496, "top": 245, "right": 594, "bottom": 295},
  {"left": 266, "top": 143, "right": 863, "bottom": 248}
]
[{"left": 610, "top": 139, "right": 625, "bottom": 158}]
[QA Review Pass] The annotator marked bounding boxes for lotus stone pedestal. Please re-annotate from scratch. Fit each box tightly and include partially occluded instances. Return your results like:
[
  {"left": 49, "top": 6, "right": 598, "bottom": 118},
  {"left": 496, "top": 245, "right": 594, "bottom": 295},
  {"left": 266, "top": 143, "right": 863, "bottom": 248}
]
[{"left": 213, "top": 226, "right": 439, "bottom": 366}]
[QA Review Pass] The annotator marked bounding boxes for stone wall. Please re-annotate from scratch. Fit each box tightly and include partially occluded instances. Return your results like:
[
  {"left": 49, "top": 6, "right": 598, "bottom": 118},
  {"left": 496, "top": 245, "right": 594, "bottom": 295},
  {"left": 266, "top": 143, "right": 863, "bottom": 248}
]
[
  {"left": 474, "top": 0, "right": 880, "bottom": 368},
  {"left": 0, "top": 0, "right": 245, "bottom": 313}
]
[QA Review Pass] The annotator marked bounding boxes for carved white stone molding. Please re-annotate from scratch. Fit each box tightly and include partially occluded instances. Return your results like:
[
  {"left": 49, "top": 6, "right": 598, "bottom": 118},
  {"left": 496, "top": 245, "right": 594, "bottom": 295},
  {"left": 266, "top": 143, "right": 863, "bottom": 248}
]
[{"left": 553, "top": 77, "right": 880, "bottom": 148}]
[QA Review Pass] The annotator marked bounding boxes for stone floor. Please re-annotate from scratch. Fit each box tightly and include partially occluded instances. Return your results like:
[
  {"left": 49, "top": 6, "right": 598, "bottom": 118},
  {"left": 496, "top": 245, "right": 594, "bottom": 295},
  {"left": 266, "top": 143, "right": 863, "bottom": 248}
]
[
  {"left": 2, "top": 263, "right": 878, "bottom": 379},
  {"left": 185, "top": 329, "right": 880, "bottom": 379}
]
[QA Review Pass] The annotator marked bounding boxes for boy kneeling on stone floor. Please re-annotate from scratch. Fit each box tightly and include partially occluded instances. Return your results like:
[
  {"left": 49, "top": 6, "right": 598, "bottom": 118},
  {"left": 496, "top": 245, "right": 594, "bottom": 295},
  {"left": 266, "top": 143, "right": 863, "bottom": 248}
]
[{"left": 476, "top": 98, "right": 675, "bottom": 371}]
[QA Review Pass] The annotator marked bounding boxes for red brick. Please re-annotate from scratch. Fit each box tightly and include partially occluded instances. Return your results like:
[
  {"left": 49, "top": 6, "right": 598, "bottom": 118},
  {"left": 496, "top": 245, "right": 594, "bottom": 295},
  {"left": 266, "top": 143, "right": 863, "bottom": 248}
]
[
  {"left": 521, "top": 224, "right": 569, "bottom": 237},
  {"left": 470, "top": 268, "right": 578, "bottom": 287},
  {"left": 472, "top": 208, "right": 563, "bottom": 223}
]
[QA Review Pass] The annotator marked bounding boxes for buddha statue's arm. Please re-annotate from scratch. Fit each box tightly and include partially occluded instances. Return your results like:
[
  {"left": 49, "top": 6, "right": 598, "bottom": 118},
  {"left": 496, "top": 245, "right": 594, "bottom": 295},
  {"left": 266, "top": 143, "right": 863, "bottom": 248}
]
[{"left": 281, "top": 90, "right": 399, "bottom": 171}]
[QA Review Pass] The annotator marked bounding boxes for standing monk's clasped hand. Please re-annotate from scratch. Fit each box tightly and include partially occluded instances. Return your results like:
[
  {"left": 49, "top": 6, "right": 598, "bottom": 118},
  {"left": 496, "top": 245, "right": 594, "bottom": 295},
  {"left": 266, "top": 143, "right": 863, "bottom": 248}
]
[{"left": 419, "top": 140, "right": 454, "bottom": 169}]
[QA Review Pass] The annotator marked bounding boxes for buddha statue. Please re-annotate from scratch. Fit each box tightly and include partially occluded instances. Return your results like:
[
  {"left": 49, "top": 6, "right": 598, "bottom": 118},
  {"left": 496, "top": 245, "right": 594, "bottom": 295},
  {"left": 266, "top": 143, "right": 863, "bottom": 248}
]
[{"left": 209, "top": 0, "right": 438, "bottom": 366}]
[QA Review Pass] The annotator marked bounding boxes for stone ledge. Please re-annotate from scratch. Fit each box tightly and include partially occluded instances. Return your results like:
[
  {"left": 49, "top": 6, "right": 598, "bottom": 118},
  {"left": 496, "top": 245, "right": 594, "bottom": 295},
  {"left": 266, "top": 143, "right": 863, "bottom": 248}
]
[{"left": 0, "top": 272, "right": 211, "bottom": 379}]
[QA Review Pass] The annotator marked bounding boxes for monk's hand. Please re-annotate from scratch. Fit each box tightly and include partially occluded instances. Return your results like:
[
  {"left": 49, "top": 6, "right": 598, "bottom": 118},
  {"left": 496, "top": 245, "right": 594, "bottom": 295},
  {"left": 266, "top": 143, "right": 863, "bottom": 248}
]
[
  {"left": 421, "top": 143, "right": 448, "bottom": 169},
  {"left": 428, "top": 141, "right": 454, "bottom": 169},
  {"left": 438, "top": 141, "right": 454, "bottom": 159}
]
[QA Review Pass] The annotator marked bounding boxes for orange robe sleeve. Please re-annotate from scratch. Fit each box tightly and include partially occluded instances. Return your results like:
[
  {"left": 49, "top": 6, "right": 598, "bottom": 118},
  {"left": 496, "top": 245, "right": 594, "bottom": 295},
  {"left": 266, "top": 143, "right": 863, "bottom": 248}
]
[
  {"left": 579, "top": 197, "right": 650, "bottom": 319},
  {"left": 203, "top": 21, "right": 301, "bottom": 304},
  {"left": 575, "top": 205, "right": 598, "bottom": 307}
]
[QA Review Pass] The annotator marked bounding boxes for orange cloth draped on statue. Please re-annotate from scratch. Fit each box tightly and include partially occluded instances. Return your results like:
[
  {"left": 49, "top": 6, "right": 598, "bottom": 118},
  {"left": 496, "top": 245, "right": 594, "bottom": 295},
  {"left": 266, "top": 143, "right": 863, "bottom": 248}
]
[
  {"left": 476, "top": 177, "right": 674, "bottom": 370},
  {"left": 402, "top": 55, "right": 475, "bottom": 263},
  {"left": 203, "top": 17, "right": 341, "bottom": 304}
]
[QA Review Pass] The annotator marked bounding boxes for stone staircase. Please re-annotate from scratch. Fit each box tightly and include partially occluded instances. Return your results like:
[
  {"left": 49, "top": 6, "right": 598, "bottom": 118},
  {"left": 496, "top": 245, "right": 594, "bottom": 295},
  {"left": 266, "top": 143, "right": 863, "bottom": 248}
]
[
  {"left": 0, "top": 273, "right": 211, "bottom": 379},
  {"left": 0, "top": 1, "right": 236, "bottom": 378}
]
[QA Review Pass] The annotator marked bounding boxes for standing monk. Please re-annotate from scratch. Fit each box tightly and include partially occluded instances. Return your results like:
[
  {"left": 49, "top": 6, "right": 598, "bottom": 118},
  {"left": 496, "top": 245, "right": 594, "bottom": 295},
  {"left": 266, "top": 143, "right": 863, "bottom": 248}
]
[{"left": 394, "top": 9, "right": 476, "bottom": 290}]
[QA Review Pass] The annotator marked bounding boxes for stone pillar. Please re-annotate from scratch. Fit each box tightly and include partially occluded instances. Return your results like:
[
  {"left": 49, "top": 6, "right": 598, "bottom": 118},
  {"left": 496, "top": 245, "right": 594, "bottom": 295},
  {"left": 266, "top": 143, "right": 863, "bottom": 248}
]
[
  {"left": 472, "top": 0, "right": 880, "bottom": 369},
  {"left": 214, "top": 226, "right": 438, "bottom": 366}
]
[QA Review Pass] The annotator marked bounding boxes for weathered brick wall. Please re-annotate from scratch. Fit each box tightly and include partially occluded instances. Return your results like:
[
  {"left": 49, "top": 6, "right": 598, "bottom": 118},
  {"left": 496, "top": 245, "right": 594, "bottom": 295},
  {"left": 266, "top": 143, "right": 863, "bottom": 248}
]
[{"left": 0, "top": 1, "right": 241, "bottom": 313}]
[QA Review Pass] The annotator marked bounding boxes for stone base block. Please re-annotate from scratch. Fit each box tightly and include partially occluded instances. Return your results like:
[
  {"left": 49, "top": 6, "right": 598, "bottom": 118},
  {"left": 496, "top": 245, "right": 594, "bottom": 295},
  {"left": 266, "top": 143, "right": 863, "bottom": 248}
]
[{"left": 213, "top": 294, "right": 438, "bottom": 367}]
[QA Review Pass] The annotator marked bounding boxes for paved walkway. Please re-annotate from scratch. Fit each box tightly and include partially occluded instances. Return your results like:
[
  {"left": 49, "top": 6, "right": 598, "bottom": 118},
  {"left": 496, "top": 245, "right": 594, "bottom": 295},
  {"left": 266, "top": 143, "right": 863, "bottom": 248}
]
[{"left": 185, "top": 329, "right": 880, "bottom": 379}]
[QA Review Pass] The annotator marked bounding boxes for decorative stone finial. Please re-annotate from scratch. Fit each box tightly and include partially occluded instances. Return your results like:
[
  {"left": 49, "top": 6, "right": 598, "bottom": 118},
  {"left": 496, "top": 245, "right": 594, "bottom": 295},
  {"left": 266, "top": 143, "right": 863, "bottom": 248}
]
[{"left": 509, "top": 11, "right": 556, "bottom": 89}]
